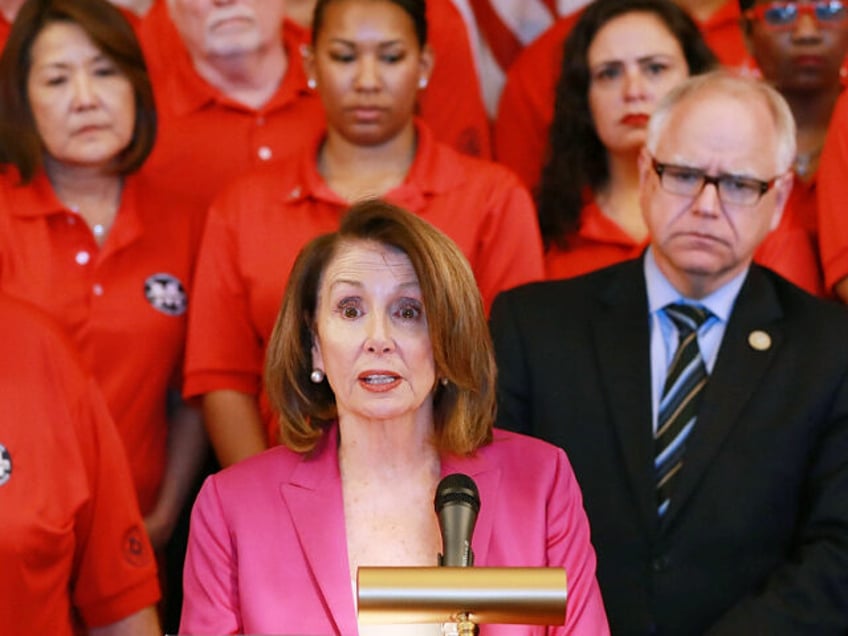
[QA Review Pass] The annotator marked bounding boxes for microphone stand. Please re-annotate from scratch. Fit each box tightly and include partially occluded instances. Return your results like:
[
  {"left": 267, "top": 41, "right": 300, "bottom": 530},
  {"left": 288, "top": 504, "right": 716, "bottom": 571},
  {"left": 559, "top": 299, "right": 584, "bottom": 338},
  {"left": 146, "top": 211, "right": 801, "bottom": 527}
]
[{"left": 455, "top": 612, "right": 477, "bottom": 636}]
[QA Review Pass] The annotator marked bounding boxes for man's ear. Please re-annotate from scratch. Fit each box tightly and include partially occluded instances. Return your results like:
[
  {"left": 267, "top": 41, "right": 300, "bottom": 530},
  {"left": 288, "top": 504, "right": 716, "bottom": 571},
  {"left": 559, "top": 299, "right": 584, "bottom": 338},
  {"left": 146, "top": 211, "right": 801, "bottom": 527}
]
[
  {"left": 637, "top": 146, "right": 653, "bottom": 189},
  {"left": 768, "top": 171, "right": 794, "bottom": 231}
]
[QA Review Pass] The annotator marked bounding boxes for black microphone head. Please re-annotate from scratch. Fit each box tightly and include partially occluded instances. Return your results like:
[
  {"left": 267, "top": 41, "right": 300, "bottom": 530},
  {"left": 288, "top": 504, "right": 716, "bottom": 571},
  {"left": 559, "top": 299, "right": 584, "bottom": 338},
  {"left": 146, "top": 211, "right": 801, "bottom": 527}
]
[
  {"left": 435, "top": 473, "right": 480, "bottom": 567},
  {"left": 434, "top": 473, "right": 480, "bottom": 514}
]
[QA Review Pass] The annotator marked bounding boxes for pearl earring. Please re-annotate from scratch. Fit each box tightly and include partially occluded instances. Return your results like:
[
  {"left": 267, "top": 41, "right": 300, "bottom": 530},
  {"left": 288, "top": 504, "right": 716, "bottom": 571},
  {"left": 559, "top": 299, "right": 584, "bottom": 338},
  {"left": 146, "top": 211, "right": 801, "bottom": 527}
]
[
  {"left": 418, "top": 77, "right": 428, "bottom": 89},
  {"left": 310, "top": 369, "right": 325, "bottom": 383},
  {"left": 307, "top": 78, "right": 317, "bottom": 90},
  {"left": 440, "top": 377, "right": 449, "bottom": 386}
]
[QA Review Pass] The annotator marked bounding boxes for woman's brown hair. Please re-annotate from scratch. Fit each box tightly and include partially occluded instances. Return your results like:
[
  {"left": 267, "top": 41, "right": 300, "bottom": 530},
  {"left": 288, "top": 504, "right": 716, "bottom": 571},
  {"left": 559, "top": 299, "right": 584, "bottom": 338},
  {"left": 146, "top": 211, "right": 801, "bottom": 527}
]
[{"left": 265, "top": 199, "right": 496, "bottom": 455}]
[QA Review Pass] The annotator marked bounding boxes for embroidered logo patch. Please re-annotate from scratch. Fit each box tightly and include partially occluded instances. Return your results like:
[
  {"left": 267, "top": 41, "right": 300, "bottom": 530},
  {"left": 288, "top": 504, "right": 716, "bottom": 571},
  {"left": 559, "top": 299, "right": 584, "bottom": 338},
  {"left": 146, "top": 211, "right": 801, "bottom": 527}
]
[
  {"left": 0, "top": 444, "right": 12, "bottom": 486},
  {"left": 122, "top": 525, "right": 149, "bottom": 567},
  {"left": 144, "top": 273, "right": 187, "bottom": 316}
]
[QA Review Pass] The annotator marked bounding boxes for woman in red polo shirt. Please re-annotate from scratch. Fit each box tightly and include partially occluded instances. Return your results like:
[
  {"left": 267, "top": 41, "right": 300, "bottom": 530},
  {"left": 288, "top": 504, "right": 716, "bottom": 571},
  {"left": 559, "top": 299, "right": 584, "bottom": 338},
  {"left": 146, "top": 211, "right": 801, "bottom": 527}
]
[
  {"left": 185, "top": 0, "right": 544, "bottom": 469},
  {"left": 536, "top": 0, "right": 717, "bottom": 281},
  {"left": 0, "top": 0, "right": 205, "bottom": 556}
]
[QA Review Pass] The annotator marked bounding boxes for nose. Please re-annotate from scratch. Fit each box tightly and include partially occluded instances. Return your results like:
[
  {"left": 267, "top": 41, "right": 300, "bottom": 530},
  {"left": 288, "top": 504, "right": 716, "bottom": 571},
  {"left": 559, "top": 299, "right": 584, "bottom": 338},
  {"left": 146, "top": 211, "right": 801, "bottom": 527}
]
[
  {"left": 364, "top": 312, "right": 395, "bottom": 354},
  {"left": 623, "top": 66, "right": 647, "bottom": 101},
  {"left": 354, "top": 55, "right": 380, "bottom": 91},
  {"left": 691, "top": 179, "right": 721, "bottom": 216},
  {"left": 793, "top": 11, "right": 822, "bottom": 40},
  {"left": 71, "top": 71, "right": 97, "bottom": 109}
]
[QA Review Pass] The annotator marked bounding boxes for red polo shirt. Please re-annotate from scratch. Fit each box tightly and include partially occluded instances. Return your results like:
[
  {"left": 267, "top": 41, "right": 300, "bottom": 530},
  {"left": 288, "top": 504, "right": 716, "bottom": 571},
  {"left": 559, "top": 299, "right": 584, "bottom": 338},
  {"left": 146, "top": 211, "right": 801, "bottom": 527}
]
[
  {"left": 0, "top": 168, "right": 205, "bottom": 514},
  {"left": 0, "top": 294, "right": 159, "bottom": 635},
  {"left": 817, "top": 91, "right": 848, "bottom": 294}
]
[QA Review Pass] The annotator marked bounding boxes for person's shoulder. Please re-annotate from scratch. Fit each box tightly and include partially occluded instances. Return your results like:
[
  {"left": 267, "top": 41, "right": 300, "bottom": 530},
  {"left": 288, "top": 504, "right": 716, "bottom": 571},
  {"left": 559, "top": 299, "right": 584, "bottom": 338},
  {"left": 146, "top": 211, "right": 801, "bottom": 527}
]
[
  {"left": 495, "top": 258, "right": 639, "bottom": 307},
  {"left": 480, "top": 430, "right": 570, "bottom": 480},
  {"left": 423, "top": 132, "right": 520, "bottom": 184},
  {"left": 0, "top": 294, "right": 75, "bottom": 355},
  {"left": 208, "top": 159, "right": 307, "bottom": 216},
  {"left": 489, "top": 428, "right": 565, "bottom": 458},
  {"left": 208, "top": 444, "right": 304, "bottom": 497},
  {"left": 758, "top": 266, "right": 848, "bottom": 325}
]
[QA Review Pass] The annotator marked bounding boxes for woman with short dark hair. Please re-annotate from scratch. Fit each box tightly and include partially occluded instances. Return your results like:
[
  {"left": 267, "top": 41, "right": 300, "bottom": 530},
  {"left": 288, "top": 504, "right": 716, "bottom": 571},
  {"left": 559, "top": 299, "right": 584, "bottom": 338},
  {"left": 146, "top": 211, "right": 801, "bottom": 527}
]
[{"left": 0, "top": 0, "right": 206, "bottom": 557}]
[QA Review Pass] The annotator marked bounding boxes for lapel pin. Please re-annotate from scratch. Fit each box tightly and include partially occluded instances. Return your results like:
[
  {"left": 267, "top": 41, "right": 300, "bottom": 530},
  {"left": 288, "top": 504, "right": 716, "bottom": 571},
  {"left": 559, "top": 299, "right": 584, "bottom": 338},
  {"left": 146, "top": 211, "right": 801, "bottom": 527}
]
[{"left": 748, "top": 330, "right": 771, "bottom": 351}]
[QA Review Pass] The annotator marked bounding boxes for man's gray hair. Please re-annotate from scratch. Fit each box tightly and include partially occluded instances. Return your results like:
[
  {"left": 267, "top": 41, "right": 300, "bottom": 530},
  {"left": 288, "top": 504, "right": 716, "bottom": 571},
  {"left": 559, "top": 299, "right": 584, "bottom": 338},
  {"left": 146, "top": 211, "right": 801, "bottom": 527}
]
[{"left": 645, "top": 70, "right": 797, "bottom": 174}]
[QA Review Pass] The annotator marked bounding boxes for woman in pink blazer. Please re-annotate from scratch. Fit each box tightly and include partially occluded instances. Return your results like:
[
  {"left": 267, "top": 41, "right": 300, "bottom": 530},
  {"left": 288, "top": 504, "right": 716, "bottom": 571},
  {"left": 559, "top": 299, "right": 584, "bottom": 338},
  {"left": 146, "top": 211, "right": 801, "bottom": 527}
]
[{"left": 180, "top": 199, "right": 609, "bottom": 635}]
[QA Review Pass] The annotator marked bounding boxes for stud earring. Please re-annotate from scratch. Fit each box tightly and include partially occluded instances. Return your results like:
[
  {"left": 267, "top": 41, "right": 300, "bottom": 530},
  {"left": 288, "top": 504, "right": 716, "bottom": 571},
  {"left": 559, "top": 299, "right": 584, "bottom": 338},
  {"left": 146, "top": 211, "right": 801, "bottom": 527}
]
[
  {"left": 418, "top": 77, "right": 428, "bottom": 89},
  {"left": 310, "top": 369, "right": 325, "bottom": 383},
  {"left": 440, "top": 377, "right": 449, "bottom": 386},
  {"left": 307, "top": 78, "right": 317, "bottom": 90}
]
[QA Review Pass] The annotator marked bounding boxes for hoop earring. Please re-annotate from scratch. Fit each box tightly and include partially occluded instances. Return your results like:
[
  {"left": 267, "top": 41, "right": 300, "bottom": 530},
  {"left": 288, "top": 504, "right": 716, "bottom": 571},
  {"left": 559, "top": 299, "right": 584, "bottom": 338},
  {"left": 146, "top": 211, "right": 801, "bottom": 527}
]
[{"left": 310, "top": 369, "right": 325, "bottom": 383}]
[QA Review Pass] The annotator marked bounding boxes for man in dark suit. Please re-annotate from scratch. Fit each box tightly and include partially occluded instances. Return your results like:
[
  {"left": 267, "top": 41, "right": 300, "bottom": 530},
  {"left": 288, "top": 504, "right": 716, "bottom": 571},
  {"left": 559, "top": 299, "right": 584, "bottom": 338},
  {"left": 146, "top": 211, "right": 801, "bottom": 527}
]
[{"left": 491, "top": 71, "right": 848, "bottom": 635}]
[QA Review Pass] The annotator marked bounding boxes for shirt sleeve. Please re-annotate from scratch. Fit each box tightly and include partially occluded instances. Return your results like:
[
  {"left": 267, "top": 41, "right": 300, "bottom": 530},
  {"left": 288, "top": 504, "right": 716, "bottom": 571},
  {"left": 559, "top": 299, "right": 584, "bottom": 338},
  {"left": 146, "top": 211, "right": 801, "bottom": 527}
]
[
  {"left": 184, "top": 192, "right": 266, "bottom": 399},
  {"left": 71, "top": 377, "right": 161, "bottom": 627},
  {"left": 180, "top": 476, "right": 242, "bottom": 635},
  {"left": 472, "top": 169, "right": 545, "bottom": 314},
  {"left": 817, "top": 92, "right": 848, "bottom": 293}
]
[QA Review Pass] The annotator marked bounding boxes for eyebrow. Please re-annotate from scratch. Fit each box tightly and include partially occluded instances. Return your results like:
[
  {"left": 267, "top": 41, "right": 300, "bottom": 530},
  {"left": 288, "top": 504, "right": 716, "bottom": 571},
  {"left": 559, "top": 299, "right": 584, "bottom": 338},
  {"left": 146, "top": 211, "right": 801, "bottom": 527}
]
[
  {"left": 592, "top": 53, "right": 677, "bottom": 68},
  {"left": 328, "top": 37, "right": 406, "bottom": 48},
  {"left": 328, "top": 278, "right": 421, "bottom": 291},
  {"left": 33, "top": 53, "right": 111, "bottom": 70}
]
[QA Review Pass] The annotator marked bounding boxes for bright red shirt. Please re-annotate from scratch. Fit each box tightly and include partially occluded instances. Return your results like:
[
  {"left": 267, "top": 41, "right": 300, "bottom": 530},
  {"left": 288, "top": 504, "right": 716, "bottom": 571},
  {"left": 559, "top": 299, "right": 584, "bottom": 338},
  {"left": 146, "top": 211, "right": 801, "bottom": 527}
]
[
  {"left": 138, "top": 0, "right": 490, "bottom": 210},
  {"left": 0, "top": 168, "right": 205, "bottom": 514},
  {"left": 0, "top": 15, "right": 9, "bottom": 51},
  {"left": 184, "top": 122, "right": 543, "bottom": 443},
  {"left": 494, "top": 0, "right": 751, "bottom": 193},
  {"left": 817, "top": 91, "right": 848, "bottom": 293},
  {"left": 0, "top": 294, "right": 159, "bottom": 635},
  {"left": 545, "top": 193, "right": 824, "bottom": 297}
]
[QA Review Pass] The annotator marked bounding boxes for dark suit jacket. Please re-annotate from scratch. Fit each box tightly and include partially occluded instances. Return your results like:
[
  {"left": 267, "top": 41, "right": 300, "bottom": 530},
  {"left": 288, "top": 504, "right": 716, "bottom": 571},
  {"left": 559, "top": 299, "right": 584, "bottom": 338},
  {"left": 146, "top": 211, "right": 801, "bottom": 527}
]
[{"left": 490, "top": 259, "right": 848, "bottom": 635}]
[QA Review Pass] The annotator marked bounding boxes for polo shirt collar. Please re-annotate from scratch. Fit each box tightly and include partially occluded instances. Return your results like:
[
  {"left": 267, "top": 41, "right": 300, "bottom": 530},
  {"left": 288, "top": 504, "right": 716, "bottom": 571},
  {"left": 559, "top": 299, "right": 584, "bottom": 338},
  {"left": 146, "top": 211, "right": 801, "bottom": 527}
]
[
  {"left": 6, "top": 169, "right": 144, "bottom": 252},
  {"left": 290, "top": 120, "right": 462, "bottom": 209},
  {"left": 164, "top": 19, "right": 312, "bottom": 117}
]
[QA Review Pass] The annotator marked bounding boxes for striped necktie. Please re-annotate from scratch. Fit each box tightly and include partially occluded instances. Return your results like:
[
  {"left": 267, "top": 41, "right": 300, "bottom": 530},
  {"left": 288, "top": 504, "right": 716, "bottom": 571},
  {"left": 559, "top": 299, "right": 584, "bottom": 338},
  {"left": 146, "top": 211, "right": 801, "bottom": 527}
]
[{"left": 655, "top": 303, "right": 711, "bottom": 517}]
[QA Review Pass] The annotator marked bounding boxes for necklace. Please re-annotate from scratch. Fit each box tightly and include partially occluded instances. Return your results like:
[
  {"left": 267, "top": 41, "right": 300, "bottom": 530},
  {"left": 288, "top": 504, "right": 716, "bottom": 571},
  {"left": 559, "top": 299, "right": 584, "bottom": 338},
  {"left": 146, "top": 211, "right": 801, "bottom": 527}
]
[{"left": 68, "top": 203, "right": 114, "bottom": 242}]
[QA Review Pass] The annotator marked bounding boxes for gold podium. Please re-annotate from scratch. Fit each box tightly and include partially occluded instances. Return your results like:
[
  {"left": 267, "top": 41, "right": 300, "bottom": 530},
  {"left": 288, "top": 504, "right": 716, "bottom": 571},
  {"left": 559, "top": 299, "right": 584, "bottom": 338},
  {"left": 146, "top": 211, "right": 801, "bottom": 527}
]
[{"left": 357, "top": 566, "right": 567, "bottom": 634}]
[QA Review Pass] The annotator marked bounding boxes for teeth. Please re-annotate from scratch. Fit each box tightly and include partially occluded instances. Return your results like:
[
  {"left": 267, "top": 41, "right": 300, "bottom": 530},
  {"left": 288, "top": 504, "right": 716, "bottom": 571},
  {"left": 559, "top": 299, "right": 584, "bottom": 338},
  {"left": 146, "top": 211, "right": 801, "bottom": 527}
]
[{"left": 363, "top": 375, "right": 397, "bottom": 384}]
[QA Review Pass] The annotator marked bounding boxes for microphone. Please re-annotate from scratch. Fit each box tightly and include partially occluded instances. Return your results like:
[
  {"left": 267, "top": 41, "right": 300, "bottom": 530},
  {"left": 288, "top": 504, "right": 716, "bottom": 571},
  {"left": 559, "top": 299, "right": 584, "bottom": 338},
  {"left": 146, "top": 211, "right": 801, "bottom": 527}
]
[{"left": 434, "top": 473, "right": 480, "bottom": 567}]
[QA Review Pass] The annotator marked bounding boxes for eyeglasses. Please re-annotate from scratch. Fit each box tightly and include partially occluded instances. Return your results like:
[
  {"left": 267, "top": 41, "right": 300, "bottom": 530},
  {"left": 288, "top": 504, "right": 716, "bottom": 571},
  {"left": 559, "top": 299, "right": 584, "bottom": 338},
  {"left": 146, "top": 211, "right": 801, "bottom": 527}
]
[
  {"left": 650, "top": 158, "right": 780, "bottom": 207},
  {"left": 745, "top": 1, "right": 848, "bottom": 30}
]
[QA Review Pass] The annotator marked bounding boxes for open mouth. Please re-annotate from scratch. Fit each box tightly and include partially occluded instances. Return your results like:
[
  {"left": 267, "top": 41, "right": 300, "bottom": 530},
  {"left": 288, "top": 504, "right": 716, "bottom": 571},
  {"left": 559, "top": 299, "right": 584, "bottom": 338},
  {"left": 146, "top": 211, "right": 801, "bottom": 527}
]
[{"left": 360, "top": 374, "right": 400, "bottom": 385}]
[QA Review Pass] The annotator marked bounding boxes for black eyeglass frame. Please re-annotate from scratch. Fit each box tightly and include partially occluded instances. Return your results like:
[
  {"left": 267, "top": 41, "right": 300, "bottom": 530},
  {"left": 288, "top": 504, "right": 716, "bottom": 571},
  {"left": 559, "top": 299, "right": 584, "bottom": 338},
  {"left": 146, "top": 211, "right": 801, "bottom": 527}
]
[{"left": 650, "top": 158, "right": 781, "bottom": 207}]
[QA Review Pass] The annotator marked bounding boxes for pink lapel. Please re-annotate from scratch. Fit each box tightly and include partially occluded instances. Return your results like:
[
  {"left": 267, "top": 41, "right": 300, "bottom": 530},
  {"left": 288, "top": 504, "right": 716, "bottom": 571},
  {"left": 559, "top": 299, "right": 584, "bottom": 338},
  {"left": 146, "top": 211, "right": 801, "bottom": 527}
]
[{"left": 279, "top": 429, "right": 359, "bottom": 635}]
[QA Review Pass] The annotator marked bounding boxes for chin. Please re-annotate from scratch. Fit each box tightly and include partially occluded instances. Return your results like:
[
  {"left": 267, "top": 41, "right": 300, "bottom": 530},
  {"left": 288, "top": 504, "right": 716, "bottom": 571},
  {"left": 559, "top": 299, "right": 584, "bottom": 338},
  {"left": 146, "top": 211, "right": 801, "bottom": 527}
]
[{"left": 206, "top": 33, "right": 262, "bottom": 57}]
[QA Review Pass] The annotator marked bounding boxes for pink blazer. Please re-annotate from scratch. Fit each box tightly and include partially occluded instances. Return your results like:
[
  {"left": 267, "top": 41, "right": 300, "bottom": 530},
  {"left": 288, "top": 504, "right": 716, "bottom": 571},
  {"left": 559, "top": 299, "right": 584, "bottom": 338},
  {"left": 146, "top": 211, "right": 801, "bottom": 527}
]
[{"left": 180, "top": 427, "right": 609, "bottom": 635}]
